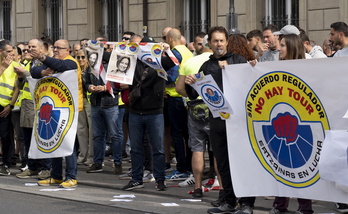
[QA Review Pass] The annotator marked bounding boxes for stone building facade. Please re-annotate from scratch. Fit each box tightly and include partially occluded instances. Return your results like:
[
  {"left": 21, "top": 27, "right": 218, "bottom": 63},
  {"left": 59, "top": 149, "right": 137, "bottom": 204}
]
[{"left": 2, "top": 0, "right": 348, "bottom": 46}]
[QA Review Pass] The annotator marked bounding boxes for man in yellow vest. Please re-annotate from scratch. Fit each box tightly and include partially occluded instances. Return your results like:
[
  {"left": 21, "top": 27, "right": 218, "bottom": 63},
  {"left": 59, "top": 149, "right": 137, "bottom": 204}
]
[
  {"left": 0, "top": 39, "right": 20, "bottom": 175},
  {"left": 163, "top": 28, "right": 193, "bottom": 181},
  {"left": 30, "top": 39, "right": 83, "bottom": 188},
  {"left": 15, "top": 38, "right": 52, "bottom": 180}
]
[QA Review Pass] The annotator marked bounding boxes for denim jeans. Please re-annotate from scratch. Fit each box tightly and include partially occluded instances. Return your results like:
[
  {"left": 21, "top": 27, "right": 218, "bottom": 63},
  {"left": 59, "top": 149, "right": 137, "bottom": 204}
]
[
  {"left": 112, "top": 106, "right": 125, "bottom": 165},
  {"left": 91, "top": 105, "right": 121, "bottom": 165},
  {"left": 129, "top": 113, "right": 165, "bottom": 182},
  {"left": 168, "top": 96, "right": 189, "bottom": 173},
  {"left": 51, "top": 145, "right": 77, "bottom": 180}
]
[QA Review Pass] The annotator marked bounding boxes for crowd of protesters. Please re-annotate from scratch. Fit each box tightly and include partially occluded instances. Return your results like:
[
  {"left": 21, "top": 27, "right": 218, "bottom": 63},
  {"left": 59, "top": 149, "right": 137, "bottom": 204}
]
[{"left": 1, "top": 21, "right": 348, "bottom": 214}]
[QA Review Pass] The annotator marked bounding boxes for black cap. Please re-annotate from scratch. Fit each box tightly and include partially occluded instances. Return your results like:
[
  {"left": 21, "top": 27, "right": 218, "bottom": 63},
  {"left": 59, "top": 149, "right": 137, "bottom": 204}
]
[{"left": 140, "top": 36, "right": 156, "bottom": 43}]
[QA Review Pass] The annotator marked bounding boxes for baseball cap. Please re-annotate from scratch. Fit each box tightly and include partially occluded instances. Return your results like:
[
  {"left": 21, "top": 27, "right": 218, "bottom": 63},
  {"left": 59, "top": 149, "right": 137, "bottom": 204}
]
[
  {"left": 202, "top": 35, "right": 209, "bottom": 49},
  {"left": 140, "top": 36, "right": 156, "bottom": 43},
  {"left": 273, "top": 25, "right": 300, "bottom": 35}
]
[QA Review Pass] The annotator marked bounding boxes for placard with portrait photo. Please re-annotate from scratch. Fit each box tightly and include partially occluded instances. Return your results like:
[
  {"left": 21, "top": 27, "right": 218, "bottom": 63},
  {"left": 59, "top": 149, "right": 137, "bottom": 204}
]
[{"left": 106, "top": 42, "right": 137, "bottom": 84}]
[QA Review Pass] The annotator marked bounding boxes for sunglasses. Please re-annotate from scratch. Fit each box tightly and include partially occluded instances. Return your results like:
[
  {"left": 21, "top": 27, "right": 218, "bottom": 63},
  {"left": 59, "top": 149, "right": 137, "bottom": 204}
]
[
  {"left": 52, "top": 46, "right": 68, "bottom": 50},
  {"left": 162, "top": 36, "right": 166, "bottom": 40},
  {"left": 76, "top": 56, "right": 86, "bottom": 60},
  {"left": 22, "top": 49, "right": 29, "bottom": 53},
  {"left": 122, "top": 37, "right": 131, "bottom": 41}
]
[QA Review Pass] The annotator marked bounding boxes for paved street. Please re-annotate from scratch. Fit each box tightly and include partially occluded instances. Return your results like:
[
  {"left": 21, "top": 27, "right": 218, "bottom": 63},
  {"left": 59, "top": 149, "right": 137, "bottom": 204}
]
[{"left": 0, "top": 159, "right": 339, "bottom": 214}]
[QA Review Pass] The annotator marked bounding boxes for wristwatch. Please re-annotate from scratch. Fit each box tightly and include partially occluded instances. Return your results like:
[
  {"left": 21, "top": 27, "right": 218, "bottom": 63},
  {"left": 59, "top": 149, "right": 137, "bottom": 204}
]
[{"left": 8, "top": 104, "right": 14, "bottom": 109}]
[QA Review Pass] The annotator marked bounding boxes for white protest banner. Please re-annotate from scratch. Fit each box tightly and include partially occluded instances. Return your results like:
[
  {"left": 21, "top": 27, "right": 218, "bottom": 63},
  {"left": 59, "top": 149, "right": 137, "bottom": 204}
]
[
  {"left": 191, "top": 73, "right": 233, "bottom": 120},
  {"left": 222, "top": 57, "right": 348, "bottom": 203},
  {"left": 319, "top": 130, "right": 348, "bottom": 193},
  {"left": 137, "top": 42, "right": 168, "bottom": 80},
  {"left": 28, "top": 70, "right": 78, "bottom": 158},
  {"left": 106, "top": 42, "right": 137, "bottom": 85}
]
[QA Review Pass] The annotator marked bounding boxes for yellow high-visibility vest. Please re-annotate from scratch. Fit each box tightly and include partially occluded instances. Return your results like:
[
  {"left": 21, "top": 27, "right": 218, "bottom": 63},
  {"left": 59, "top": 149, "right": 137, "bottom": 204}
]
[{"left": 0, "top": 62, "right": 19, "bottom": 106}]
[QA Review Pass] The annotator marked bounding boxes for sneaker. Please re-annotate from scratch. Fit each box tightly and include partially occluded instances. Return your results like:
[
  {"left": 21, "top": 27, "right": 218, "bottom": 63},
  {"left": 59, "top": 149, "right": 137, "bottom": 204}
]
[
  {"left": 155, "top": 180, "right": 167, "bottom": 191},
  {"left": 59, "top": 179, "right": 77, "bottom": 188},
  {"left": 207, "top": 202, "right": 236, "bottom": 214},
  {"left": 119, "top": 170, "right": 132, "bottom": 180},
  {"left": 86, "top": 163, "right": 103, "bottom": 173},
  {"left": 16, "top": 169, "right": 38, "bottom": 179},
  {"left": 122, "top": 180, "right": 144, "bottom": 191},
  {"left": 0, "top": 165, "right": 10, "bottom": 176},
  {"left": 337, "top": 203, "right": 348, "bottom": 213},
  {"left": 178, "top": 174, "right": 195, "bottom": 187},
  {"left": 38, "top": 177, "right": 63, "bottom": 186},
  {"left": 192, "top": 188, "right": 203, "bottom": 198},
  {"left": 171, "top": 157, "right": 177, "bottom": 164},
  {"left": 37, "top": 170, "right": 50, "bottom": 180},
  {"left": 234, "top": 204, "right": 253, "bottom": 214},
  {"left": 211, "top": 190, "right": 225, "bottom": 207},
  {"left": 203, "top": 178, "right": 215, "bottom": 187},
  {"left": 269, "top": 208, "right": 291, "bottom": 214},
  {"left": 165, "top": 162, "right": 173, "bottom": 172},
  {"left": 84, "top": 159, "right": 93, "bottom": 166},
  {"left": 165, "top": 170, "right": 189, "bottom": 181},
  {"left": 19, "top": 163, "right": 28, "bottom": 172},
  {"left": 114, "top": 164, "right": 122, "bottom": 174},
  {"left": 188, "top": 186, "right": 209, "bottom": 194},
  {"left": 143, "top": 170, "right": 155, "bottom": 183}
]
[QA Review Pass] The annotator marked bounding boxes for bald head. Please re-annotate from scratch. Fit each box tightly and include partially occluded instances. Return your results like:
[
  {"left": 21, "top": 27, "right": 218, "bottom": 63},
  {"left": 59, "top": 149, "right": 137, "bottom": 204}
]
[
  {"left": 167, "top": 28, "right": 181, "bottom": 40},
  {"left": 181, "top": 35, "right": 187, "bottom": 45},
  {"left": 131, "top": 35, "right": 142, "bottom": 43},
  {"left": 162, "top": 27, "right": 172, "bottom": 37}
]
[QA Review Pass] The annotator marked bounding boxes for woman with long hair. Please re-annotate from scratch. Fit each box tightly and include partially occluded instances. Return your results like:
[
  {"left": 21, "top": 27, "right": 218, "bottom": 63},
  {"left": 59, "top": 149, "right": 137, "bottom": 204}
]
[
  {"left": 279, "top": 34, "right": 306, "bottom": 60},
  {"left": 227, "top": 34, "right": 256, "bottom": 62},
  {"left": 75, "top": 49, "right": 94, "bottom": 166}
]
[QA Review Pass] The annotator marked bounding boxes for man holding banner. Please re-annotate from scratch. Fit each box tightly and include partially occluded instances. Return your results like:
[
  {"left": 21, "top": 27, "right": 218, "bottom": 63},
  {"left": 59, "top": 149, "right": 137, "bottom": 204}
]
[
  {"left": 30, "top": 39, "right": 82, "bottom": 188},
  {"left": 185, "top": 26, "right": 255, "bottom": 214}
]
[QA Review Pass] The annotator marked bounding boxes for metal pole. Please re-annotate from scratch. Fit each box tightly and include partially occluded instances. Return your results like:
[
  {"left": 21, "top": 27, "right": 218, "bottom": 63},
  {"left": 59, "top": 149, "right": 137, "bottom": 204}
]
[
  {"left": 286, "top": 0, "right": 292, "bottom": 25},
  {"left": 227, "top": 0, "right": 239, "bottom": 34},
  {"left": 143, "top": 0, "right": 148, "bottom": 36},
  {"left": 201, "top": 0, "right": 207, "bottom": 33}
]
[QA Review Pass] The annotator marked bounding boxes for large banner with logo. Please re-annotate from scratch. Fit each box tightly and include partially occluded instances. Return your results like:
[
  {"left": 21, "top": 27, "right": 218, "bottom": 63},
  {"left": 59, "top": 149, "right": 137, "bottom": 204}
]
[
  {"left": 223, "top": 57, "right": 348, "bottom": 203},
  {"left": 28, "top": 70, "right": 78, "bottom": 159}
]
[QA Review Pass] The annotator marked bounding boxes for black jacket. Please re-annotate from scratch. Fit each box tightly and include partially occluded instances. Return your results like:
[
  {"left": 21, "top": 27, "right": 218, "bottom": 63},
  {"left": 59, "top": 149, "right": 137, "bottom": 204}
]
[
  {"left": 129, "top": 59, "right": 165, "bottom": 115},
  {"left": 186, "top": 52, "right": 247, "bottom": 100},
  {"left": 83, "top": 66, "right": 119, "bottom": 108}
]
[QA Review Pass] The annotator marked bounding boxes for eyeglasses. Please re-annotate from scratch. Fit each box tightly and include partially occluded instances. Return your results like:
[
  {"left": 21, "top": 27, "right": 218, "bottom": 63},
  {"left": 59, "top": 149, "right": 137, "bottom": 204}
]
[
  {"left": 22, "top": 49, "right": 29, "bottom": 53},
  {"left": 76, "top": 56, "right": 86, "bottom": 60},
  {"left": 52, "top": 46, "right": 68, "bottom": 50},
  {"left": 122, "top": 37, "right": 131, "bottom": 41}
]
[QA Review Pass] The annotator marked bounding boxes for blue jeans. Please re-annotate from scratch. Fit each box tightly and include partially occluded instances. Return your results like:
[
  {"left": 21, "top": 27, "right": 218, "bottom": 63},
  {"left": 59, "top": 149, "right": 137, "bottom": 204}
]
[
  {"left": 168, "top": 96, "right": 189, "bottom": 173},
  {"left": 112, "top": 107, "right": 125, "bottom": 165},
  {"left": 51, "top": 145, "right": 77, "bottom": 180},
  {"left": 91, "top": 105, "right": 121, "bottom": 165},
  {"left": 129, "top": 113, "right": 165, "bottom": 182}
]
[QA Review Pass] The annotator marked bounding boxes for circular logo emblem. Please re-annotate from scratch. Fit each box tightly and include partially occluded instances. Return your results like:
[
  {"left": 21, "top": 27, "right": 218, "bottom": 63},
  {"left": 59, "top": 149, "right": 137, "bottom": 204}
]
[
  {"left": 33, "top": 77, "right": 75, "bottom": 153},
  {"left": 151, "top": 44, "right": 162, "bottom": 57},
  {"left": 127, "top": 42, "right": 139, "bottom": 54},
  {"left": 246, "top": 71, "right": 329, "bottom": 188},
  {"left": 201, "top": 84, "right": 224, "bottom": 108},
  {"left": 117, "top": 42, "right": 127, "bottom": 52}
]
